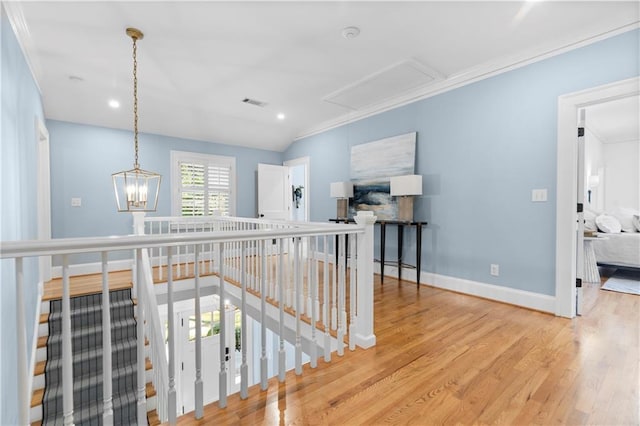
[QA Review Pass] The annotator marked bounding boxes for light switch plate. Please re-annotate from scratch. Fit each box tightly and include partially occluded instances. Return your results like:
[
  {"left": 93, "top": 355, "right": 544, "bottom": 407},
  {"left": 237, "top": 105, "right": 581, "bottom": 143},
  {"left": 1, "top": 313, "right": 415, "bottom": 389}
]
[
  {"left": 71, "top": 198, "right": 82, "bottom": 207},
  {"left": 532, "top": 189, "right": 547, "bottom": 202}
]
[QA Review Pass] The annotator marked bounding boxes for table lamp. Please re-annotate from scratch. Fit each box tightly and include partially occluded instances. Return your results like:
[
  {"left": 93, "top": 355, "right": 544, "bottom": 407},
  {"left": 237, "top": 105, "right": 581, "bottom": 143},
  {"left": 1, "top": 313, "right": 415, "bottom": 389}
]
[
  {"left": 330, "top": 182, "right": 354, "bottom": 220},
  {"left": 390, "top": 175, "right": 422, "bottom": 222}
]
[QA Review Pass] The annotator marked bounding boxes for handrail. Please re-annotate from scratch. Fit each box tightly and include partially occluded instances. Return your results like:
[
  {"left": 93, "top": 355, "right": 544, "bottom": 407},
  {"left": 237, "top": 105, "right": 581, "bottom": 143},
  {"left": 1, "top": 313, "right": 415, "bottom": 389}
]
[
  {"left": 4, "top": 213, "right": 375, "bottom": 425},
  {"left": 144, "top": 215, "right": 315, "bottom": 228},
  {"left": 0, "top": 223, "right": 362, "bottom": 258},
  {"left": 140, "top": 249, "right": 169, "bottom": 421}
]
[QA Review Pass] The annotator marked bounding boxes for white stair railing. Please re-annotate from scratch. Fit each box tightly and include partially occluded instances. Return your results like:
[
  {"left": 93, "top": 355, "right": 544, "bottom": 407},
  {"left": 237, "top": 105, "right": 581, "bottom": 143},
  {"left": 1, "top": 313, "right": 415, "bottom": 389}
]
[{"left": 1, "top": 212, "right": 376, "bottom": 425}]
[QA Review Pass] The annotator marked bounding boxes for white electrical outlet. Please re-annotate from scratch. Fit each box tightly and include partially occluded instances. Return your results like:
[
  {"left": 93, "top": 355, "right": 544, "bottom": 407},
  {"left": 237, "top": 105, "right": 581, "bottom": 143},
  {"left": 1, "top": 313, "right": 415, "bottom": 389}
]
[
  {"left": 71, "top": 198, "right": 82, "bottom": 207},
  {"left": 490, "top": 264, "right": 499, "bottom": 276}
]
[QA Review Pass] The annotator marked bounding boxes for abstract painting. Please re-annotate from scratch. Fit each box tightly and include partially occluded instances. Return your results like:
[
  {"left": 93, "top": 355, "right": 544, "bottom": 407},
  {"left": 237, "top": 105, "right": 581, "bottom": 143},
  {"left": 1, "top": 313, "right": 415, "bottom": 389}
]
[{"left": 349, "top": 132, "right": 416, "bottom": 219}]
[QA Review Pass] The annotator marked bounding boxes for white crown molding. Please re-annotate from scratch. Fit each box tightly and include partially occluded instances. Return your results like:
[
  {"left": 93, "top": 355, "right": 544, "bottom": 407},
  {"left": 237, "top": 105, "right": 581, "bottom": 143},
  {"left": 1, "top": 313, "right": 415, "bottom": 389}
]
[
  {"left": 3, "top": 1, "right": 42, "bottom": 94},
  {"left": 295, "top": 22, "right": 640, "bottom": 143}
]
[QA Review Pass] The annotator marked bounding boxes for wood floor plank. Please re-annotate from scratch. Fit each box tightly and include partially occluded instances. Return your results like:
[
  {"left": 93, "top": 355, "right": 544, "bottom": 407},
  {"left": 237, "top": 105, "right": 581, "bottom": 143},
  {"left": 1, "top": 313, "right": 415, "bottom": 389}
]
[{"left": 171, "top": 271, "right": 639, "bottom": 426}]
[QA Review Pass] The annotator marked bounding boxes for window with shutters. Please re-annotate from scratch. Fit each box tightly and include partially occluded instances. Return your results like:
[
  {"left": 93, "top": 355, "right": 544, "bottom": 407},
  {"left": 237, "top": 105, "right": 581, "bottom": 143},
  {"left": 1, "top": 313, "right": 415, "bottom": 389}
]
[{"left": 171, "top": 151, "right": 236, "bottom": 216}]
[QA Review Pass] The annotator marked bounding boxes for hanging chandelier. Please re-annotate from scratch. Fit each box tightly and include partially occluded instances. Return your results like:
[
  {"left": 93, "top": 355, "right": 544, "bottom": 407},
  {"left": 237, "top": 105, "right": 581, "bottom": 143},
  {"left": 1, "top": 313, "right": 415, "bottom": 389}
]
[{"left": 112, "top": 27, "right": 161, "bottom": 212}]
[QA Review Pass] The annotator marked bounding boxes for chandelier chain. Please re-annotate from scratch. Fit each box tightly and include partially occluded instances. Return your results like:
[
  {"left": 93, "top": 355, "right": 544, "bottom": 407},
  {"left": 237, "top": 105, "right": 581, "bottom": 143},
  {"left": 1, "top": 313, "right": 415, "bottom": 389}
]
[{"left": 132, "top": 36, "right": 139, "bottom": 169}]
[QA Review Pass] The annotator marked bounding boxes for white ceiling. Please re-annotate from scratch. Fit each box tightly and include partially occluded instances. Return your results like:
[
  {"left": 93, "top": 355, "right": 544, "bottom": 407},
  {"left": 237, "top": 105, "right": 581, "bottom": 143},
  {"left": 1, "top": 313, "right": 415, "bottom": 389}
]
[
  {"left": 6, "top": 1, "right": 640, "bottom": 152},
  {"left": 587, "top": 95, "right": 640, "bottom": 144}
]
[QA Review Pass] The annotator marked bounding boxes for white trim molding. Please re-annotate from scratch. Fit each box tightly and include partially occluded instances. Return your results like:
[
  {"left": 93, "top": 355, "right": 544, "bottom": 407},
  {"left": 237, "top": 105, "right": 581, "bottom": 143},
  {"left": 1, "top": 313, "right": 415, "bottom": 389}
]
[
  {"left": 376, "top": 264, "right": 556, "bottom": 314},
  {"left": 555, "top": 76, "right": 640, "bottom": 318},
  {"left": 51, "top": 259, "right": 133, "bottom": 279},
  {"left": 296, "top": 24, "right": 640, "bottom": 142}
]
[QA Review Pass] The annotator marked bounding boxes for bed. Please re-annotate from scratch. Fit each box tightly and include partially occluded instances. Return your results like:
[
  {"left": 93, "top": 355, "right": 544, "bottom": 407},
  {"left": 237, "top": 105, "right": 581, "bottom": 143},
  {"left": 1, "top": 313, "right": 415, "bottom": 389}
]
[{"left": 593, "top": 232, "right": 640, "bottom": 269}]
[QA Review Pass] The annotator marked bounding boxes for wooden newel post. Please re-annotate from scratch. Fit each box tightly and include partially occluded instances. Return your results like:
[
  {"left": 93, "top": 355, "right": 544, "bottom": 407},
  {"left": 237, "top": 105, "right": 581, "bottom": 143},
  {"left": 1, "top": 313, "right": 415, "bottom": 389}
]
[{"left": 354, "top": 211, "right": 377, "bottom": 348}]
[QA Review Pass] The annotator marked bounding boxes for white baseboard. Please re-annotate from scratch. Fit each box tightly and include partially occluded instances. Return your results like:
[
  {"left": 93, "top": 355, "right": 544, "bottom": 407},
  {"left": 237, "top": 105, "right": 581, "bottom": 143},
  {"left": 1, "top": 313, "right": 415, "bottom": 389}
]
[
  {"left": 376, "top": 263, "right": 556, "bottom": 314},
  {"left": 51, "top": 259, "right": 133, "bottom": 278}
]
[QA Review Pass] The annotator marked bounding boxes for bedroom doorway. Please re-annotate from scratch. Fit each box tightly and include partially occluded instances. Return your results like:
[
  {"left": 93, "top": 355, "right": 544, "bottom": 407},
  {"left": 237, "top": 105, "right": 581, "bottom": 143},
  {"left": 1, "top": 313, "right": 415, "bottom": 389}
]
[{"left": 555, "top": 76, "right": 640, "bottom": 318}]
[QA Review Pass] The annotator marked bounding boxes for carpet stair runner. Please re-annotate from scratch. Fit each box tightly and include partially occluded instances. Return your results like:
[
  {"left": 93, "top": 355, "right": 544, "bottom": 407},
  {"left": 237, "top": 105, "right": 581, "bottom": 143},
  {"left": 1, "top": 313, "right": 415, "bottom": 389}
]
[{"left": 41, "top": 289, "right": 141, "bottom": 425}]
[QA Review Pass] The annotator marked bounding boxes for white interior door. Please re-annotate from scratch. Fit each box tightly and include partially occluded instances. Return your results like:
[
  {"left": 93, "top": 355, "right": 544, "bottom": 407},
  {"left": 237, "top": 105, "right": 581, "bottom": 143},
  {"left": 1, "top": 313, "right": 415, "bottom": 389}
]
[
  {"left": 179, "top": 309, "right": 221, "bottom": 415},
  {"left": 283, "top": 156, "right": 310, "bottom": 222},
  {"left": 257, "top": 163, "right": 289, "bottom": 220},
  {"left": 576, "top": 109, "right": 586, "bottom": 316}
]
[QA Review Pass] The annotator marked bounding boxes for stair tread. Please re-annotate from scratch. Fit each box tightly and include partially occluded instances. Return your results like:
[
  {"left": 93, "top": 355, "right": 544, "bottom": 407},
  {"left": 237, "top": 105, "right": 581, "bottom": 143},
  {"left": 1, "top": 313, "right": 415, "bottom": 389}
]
[
  {"left": 47, "top": 299, "right": 133, "bottom": 322},
  {"left": 40, "top": 391, "right": 139, "bottom": 425},
  {"left": 147, "top": 409, "right": 160, "bottom": 426},
  {"left": 43, "top": 364, "right": 139, "bottom": 402},
  {"left": 34, "top": 356, "right": 152, "bottom": 392},
  {"left": 45, "top": 318, "right": 137, "bottom": 345},
  {"left": 35, "top": 360, "right": 46, "bottom": 376},
  {"left": 31, "top": 387, "right": 43, "bottom": 408},
  {"left": 146, "top": 382, "right": 156, "bottom": 398},
  {"left": 37, "top": 335, "right": 48, "bottom": 348},
  {"left": 39, "top": 313, "right": 49, "bottom": 324}
]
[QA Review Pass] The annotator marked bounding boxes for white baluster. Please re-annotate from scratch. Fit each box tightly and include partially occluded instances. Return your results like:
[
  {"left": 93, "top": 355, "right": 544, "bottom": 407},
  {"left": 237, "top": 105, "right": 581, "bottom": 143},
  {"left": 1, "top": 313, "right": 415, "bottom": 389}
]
[
  {"left": 135, "top": 249, "right": 147, "bottom": 426},
  {"left": 306, "top": 237, "right": 312, "bottom": 317},
  {"left": 194, "top": 245, "right": 203, "bottom": 418},
  {"left": 295, "top": 237, "right": 302, "bottom": 375},
  {"left": 218, "top": 243, "right": 228, "bottom": 408},
  {"left": 240, "top": 242, "right": 249, "bottom": 399},
  {"left": 260, "top": 240, "right": 268, "bottom": 390},
  {"left": 167, "top": 246, "right": 177, "bottom": 425},
  {"left": 323, "top": 236, "right": 331, "bottom": 362},
  {"left": 310, "top": 236, "right": 318, "bottom": 368},
  {"left": 331, "top": 236, "right": 337, "bottom": 330},
  {"left": 278, "top": 239, "right": 286, "bottom": 382},
  {"left": 62, "top": 255, "right": 75, "bottom": 425},
  {"left": 158, "top": 222, "right": 164, "bottom": 282},
  {"left": 349, "top": 234, "right": 357, "bottom": 351},
  {"left": 101, "top": 252, "right": 114, "bottom": 425},
  {"left": 15, "top": 258, "right": 28, "bottom": 425},
  {"left": 337, "top": 234, "right": 345, "bottom": 356}
]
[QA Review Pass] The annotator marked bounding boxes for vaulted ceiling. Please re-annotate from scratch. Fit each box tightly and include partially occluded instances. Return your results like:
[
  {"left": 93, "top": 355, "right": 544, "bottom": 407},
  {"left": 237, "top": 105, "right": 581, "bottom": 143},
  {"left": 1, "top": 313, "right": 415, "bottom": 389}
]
[{"left": 6, "top": 1, "right": 639, "bottom": 151}]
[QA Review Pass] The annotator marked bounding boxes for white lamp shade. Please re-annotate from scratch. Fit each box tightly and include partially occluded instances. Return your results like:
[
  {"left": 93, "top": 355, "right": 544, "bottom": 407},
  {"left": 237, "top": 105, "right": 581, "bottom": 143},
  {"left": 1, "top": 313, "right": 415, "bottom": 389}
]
[
  {"left": 588, "top": 175, "right": 600, "bottom": 188},
  {"left": 390, "top": 174, "right": 422, "bottom": 196},
  {"left": 330, "top": 181, "right": 354, "bottom": 198}
]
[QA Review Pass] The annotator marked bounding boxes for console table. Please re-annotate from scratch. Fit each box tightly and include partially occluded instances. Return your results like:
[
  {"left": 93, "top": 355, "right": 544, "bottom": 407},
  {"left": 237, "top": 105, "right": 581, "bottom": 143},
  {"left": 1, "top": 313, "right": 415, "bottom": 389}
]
[{"left": 329, "top": 218, "right": 427, "bottom": 288}]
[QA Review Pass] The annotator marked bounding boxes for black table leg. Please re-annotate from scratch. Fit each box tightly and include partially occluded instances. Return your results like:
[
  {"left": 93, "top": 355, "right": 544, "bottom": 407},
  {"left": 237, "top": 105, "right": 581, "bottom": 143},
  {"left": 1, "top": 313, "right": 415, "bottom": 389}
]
[
  {"left": 398, "top": 224, "right": 404, "bottom": 284},
  {"left": 380, "top": 223, "right": 386, "bottom": 285},
  {"left": 416, "top": 224, "right": 422, "bottom": 289}
]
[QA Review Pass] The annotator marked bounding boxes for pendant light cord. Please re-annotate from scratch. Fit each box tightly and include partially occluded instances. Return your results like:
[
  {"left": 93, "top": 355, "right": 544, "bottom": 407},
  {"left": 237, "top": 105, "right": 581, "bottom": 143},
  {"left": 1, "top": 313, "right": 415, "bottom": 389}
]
[{"left": 132, "top": 34, "right": 140, "bottom": 169}]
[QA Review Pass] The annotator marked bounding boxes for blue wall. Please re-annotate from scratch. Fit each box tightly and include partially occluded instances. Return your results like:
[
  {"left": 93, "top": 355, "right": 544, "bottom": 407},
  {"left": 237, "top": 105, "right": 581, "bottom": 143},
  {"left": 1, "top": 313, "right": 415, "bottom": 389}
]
[
  {"left": 1, "top": 7, "right": 45, "bottom": 424},
  {"left": 48, "top": 120, "right": 283, "bottom": 240},
  {"left": 285, "top": 29, "right": 640, "bottom": 297}
]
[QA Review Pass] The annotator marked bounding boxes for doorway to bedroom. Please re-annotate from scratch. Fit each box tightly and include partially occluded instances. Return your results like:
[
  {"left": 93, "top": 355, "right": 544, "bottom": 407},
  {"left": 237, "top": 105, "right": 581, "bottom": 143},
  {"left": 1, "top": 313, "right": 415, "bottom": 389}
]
[
  {"left": 556, "top": 77, "right": 640, "bottom": 318},
  {"left": 581, "top": 95, "right": 640, "bottom": 296}
]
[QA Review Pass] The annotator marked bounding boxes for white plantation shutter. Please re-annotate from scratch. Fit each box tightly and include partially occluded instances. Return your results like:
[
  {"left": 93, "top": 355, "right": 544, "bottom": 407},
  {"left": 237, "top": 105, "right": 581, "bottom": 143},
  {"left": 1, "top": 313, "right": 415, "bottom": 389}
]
[{"left": 172, "top": 151, "right": 236, "bottom": 216}]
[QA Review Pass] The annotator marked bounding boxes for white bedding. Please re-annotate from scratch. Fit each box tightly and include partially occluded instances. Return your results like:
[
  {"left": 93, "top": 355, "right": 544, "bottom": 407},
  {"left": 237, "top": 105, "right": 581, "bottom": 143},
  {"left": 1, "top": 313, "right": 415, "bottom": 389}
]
[{"left": 594, "top": 232, "right": 640, "bottom": 268}]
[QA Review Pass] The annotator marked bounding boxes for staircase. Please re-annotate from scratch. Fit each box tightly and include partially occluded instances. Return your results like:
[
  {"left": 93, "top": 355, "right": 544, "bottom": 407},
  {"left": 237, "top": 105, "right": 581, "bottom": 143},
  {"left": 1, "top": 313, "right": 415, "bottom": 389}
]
[{"left": 31, "top": 288, "right": 159, "bottom": 425}]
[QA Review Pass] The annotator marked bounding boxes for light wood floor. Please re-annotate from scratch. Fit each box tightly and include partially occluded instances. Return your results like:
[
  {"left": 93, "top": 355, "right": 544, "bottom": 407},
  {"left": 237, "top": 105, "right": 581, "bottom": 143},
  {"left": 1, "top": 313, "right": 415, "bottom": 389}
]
[{"left": 172, "top": 273, "right": 639, "bottom": 425}]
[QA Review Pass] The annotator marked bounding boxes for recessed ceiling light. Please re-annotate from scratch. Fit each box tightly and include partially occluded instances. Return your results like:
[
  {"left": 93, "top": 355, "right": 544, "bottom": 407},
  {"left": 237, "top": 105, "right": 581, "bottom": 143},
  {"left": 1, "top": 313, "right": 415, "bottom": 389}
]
[
  {"left": 108, "top": 99, "right": 120, "bottom": 109},
  {"left": 277, "top": 113, "right": 285, "bottom": 120}
]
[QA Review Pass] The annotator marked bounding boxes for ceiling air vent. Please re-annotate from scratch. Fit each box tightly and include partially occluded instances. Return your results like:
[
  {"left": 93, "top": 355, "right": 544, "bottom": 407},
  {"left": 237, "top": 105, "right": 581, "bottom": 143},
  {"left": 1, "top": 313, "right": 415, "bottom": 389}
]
[{"left": 242, "top": 98, "right": 268, "bottom": 107}]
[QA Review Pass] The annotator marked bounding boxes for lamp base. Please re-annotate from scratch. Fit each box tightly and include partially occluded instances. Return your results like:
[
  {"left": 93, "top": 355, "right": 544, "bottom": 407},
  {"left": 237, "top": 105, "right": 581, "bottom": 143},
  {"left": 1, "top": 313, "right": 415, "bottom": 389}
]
[
  {"left": 397, "top": 196, "right": 414, "bottom": 222},
  {"left": 337, "top": 199, "right": 349, "bottom": 220}
]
